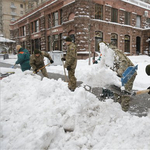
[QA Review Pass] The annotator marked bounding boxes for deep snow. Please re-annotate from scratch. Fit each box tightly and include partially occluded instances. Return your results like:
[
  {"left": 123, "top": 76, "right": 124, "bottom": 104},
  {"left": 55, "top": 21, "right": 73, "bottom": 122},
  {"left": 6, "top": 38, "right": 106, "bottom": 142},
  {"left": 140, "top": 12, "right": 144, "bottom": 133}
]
[{"left": 0, "top": 47, "right": 150, "bottom": 149}]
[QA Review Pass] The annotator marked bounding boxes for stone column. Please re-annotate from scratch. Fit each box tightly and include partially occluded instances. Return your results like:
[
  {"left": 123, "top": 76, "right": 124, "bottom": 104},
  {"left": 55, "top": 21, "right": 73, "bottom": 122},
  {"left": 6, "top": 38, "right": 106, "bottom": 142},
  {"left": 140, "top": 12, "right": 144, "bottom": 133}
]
[
  {"left": 26, "top": 23, "right": 31, "bottom": 53},
  {"left": 40, "top": 14, "right": 46, "bottom": 51},
  {"left": 74, "top": 0, "right": 93, "bottom": 54}
]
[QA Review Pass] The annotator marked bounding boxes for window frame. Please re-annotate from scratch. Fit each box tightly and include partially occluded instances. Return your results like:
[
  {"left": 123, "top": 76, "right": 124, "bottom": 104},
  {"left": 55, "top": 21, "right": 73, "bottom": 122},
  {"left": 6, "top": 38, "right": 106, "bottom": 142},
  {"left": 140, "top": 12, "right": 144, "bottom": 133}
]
[
  {"left": 95, "top": 4, "right": 103, "bottom": 20},
  {"left": 125, "top": 11, "right": 131, "bottom": 25},
  {"left": 111, "top": 8, "right": 118, "bottom": 23}
]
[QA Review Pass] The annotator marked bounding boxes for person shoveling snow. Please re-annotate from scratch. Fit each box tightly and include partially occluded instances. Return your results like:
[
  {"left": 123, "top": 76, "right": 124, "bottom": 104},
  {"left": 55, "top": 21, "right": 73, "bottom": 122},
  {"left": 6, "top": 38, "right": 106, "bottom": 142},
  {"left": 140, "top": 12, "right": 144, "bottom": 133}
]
[{"left": 92, "top": 42, "right": 137, "bottom": 112}]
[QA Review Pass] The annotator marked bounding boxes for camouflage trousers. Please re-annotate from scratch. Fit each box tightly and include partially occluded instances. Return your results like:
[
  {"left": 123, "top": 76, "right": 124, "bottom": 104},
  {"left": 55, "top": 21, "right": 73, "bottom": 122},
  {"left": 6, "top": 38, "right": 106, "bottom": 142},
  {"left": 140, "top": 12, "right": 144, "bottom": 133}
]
[
  {"left": 41, "top": 68, "right": 49, "bottom": 78},
  {"left": 116, "top": 73, "right": 136, "bottom": 111},
  {"left": 114, "top": 94, "right": 130, "bottom": 112},
  {"left": 68, "top": 69, "right": 77, "bottom": 91},
  {"left": 124, "top": 73, "right": 136, "bottom": 91}
]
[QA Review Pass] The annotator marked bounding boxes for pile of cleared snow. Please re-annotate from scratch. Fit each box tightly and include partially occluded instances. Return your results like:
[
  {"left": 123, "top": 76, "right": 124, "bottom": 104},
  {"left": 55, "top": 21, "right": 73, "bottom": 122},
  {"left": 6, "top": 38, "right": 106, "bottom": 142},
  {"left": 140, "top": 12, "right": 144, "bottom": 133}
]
[
  {"left": 1, "top": 71, "right": 150, "bottom": 149},
  {"left": 77, "top": 43, "right": 121, "bottom": 88}
]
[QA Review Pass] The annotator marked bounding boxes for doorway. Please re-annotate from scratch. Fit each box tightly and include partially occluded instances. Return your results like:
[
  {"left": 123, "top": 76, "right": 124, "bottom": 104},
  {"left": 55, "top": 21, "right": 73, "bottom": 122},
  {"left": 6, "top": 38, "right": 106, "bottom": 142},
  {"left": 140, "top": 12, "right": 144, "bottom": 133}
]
[{"left": 136, "top": 36, "right": 141, "bottom": 54}]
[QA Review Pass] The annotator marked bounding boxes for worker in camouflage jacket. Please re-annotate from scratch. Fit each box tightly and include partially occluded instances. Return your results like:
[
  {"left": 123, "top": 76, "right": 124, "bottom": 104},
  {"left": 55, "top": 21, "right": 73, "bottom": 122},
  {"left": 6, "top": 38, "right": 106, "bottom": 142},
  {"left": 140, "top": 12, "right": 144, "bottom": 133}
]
[
  {"left": 110, "top": 43, "right": 137, "bottom": 111},
  {"left": 62, "top": 36, "right": 77, "bottom": 91},
  {"left": 30, "top": 49, "right": 54, "bottom": 78},
  {"left": 15, "top": 45, "right": 31, "bottom": 71}
]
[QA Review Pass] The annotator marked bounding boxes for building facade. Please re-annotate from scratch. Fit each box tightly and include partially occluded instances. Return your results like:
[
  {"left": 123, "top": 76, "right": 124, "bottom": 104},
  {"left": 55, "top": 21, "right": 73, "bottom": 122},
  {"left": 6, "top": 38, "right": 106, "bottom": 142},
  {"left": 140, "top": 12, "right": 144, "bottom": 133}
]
[
  {"left": 10, "top": 0, "right": 150, "bottom": 58},
  {"left": 0, "top": 0, "right": 29, "bottom": 39}
]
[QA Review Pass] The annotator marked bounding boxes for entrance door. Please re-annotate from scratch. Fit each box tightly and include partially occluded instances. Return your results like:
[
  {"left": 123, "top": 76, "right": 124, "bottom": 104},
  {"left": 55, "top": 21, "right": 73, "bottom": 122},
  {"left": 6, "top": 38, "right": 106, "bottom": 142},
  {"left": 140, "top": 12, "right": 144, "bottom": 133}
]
[
  {"left": 124, "top": 35, "right": 130, "bottom": 53},
  {"left": 136, "top": 36, "right": 141, "bottom": 54}
]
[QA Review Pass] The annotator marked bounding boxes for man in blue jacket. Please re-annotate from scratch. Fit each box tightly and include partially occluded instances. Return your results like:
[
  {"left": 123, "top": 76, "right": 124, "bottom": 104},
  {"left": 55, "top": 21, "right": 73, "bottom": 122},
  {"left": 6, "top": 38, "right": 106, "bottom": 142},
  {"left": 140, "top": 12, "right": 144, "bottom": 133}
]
[{"left": 15, "top": 45, "right": 31, "bottom": 71}]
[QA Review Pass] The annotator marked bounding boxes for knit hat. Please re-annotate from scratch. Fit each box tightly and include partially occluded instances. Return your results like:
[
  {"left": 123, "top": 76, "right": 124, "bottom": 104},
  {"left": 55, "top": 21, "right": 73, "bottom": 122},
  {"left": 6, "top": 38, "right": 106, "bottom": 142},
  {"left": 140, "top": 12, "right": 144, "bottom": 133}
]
[
  {"left": 34, "top": 49, "right": 41, "bottom": 54},
  {"left": 65, "top": 36, "right": 72, "bottom": 42},
  {"left": 16, "top": 45, "right": 22, "bottom": 51},
  {"left": 145, "top": 64, "right": 150, "bottom": 76}
]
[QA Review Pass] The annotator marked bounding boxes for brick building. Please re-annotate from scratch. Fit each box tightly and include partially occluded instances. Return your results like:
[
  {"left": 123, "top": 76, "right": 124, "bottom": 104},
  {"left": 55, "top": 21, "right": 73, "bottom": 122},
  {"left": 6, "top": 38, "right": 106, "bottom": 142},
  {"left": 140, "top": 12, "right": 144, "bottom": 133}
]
[{"left": 10, "top": 0, "right": 150, "bottom": 58}]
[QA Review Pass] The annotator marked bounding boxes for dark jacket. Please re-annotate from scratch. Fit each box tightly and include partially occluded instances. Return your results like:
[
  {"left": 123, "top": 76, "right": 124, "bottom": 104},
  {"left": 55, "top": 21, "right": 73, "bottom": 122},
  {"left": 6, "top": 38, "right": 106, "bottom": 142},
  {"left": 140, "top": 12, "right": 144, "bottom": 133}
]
[{"left": 16, "top": 48, "right": 31, "bottom": 71}]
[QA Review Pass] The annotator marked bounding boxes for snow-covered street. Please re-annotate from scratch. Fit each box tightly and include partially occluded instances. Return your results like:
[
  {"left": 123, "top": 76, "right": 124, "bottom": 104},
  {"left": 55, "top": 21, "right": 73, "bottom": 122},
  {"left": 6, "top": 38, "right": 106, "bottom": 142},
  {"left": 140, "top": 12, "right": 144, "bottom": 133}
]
[{"left": 0, "top": 51, "right": 150, "bottom": 149}]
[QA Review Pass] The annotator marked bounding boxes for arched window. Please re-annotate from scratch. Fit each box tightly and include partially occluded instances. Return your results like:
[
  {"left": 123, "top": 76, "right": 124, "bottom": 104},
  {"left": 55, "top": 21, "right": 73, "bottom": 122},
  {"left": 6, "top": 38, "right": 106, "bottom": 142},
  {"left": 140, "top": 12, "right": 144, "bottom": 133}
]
[
  {"left": 95, "top": 31, "right": 103, "bottom": 51},
  {"left": 69, "top": 13, "right": 75, "bottom": 20},
  {"left": 111, "top": 33, "right": 118, "bottom": 48},
  {"left": 124, "top": 35, "right": 130, "bottom": 53}
]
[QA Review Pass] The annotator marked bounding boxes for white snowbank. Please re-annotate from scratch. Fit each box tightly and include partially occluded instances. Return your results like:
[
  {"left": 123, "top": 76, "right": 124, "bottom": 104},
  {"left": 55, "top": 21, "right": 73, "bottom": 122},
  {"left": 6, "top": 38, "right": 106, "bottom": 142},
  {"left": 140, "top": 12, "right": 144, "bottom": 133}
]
[{"left": 1, "top": 70, "right": 150, "bottom": 149}]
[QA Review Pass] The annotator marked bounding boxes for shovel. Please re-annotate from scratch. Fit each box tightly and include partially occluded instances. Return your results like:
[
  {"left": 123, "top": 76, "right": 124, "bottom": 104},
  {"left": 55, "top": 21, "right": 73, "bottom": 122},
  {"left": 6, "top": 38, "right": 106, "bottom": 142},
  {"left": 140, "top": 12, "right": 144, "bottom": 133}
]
[
  {"left": 121, "top": 65, "right": 138, "bottom": 86},
  {"left": 34, "top": 63, "right": 51, "bottom": 74},
  {"left": 61, "top": 55, "right": 68, "bottom": 82},
  {"left": 131, "top": 89, "right": 150, "bottom": 96}
]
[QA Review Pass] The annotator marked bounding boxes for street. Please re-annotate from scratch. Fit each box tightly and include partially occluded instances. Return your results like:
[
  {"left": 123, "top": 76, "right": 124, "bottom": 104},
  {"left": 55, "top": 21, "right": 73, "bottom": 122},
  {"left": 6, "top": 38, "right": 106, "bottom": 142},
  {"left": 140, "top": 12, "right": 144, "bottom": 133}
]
[{"left": 0, "top": 62, "right": 150, "bottom": 117}]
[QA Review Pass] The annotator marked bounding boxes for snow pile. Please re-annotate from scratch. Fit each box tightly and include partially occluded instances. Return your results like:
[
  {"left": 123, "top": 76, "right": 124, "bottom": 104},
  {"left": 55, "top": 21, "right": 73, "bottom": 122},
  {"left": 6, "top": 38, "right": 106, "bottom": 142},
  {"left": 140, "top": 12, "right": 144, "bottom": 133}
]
[
  {"left": 77, "top": 43, "right": 121, "bottom": 88},
  {"left": 128, "top": 55, "right": 150, "bottom": 90},
  {"left": 1, "top": 71, "right": 150, "bottom": 149}
]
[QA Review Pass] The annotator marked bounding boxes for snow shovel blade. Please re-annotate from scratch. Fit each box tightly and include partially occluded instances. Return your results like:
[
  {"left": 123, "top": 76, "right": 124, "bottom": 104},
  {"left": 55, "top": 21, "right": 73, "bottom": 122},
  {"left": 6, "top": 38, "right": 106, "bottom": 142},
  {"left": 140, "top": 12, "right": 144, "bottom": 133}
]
[
  {"left": 121, "top": 65, "right": 138, "bottom": 86},
  {"left": 0, "top": 72, "right": 15, "bottom": 80}
]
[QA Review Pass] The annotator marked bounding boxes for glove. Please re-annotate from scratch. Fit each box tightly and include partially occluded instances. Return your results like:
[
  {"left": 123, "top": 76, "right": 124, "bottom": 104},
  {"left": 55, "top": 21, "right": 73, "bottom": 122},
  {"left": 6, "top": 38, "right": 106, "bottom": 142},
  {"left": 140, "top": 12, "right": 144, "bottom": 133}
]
[
  {"left": 33, "top": 69, "right": 38, "bottom": 74},
  {"left": 50, "top": 60, "right": 54, "bottom": 64},
  {"left": 148, "top": 87, "right": 150, "bottom": 94},
  {"left": 11, "top": 64, "right": 16, "bottom": 68},
  {"left": 61, "top": 58, "right": 66, "bottom": 61},
  {"left": 67, "top": 66, "right": 71, "bottom": 71}
]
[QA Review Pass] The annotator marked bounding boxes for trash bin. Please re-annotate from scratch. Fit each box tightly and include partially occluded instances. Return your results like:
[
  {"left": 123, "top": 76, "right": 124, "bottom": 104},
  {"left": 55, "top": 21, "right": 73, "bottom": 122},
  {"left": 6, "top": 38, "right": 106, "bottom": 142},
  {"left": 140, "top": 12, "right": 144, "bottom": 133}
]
[
  {"left": 4, "top": 54, "right": 9, "bottom": 59},
  {"left": 48, "top": 50, "right": 64, "bottom": 66}
]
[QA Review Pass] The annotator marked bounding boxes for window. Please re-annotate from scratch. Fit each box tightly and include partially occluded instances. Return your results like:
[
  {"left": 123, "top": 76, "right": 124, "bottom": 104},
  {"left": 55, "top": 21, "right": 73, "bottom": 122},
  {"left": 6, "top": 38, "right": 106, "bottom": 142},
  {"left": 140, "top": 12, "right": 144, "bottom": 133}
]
[
  {"left": 35, "top": 20, "right": 39, "bottom": 32},
  {"left": 35, "top": 39, "right": 41, "bottom": 50},
  {"left": 111, "top": 33, "right": 118, "bottom": 48},
  {"left": 48, "top": 36, "right": 51, "bottom": 51},
  {"left": 53, "top": 34, "right": 59, "bottom": 50},
  {"left": 53, "top": 12, "right": 58, "bottom": 27},
  {"left": 68, "top": 13, "right": 75, "bottom": 21},
  {"left": 32, "top": 39, "right": 41, "bottom": 52},
  {"left": 23, "top": 26, "right": 26, "bottom": 36},
  {"left": 124, "top": 35, "right": 130, "bottom": 53},
  {"left": 111, "top": 8, "right": 118, "bottom": 23},
  {"left": 136, "top": 15, "right": 141, "bottom": 28},
  {"left": 31, "top": 22, "right": 34, "bottom": 33},
  {"left": 20, "top": 11, "right": 23, "bottom": 15},
  {"left": 95, "top": 31, "right": 103, "bottom": 52},
  {"left": 95, "top": 4, "right": 103, "bottom": 20},
  {"left": 60, "top": 9, "right": 63, "bottom": 24},
  {"left": 48, "top": 14, "right": 52, "bottom": 28},
  {"left": 20, "top": 4, "right": 23, "bottom": 8},
  {"left": 60, "top": 33, "right": 63, "bottom": 51},
  {"left": 125, "top": 12, "right": 130, "bottom": 25},
  {"left": 146, "top": 18, "right": 150, "bottom": 28}
]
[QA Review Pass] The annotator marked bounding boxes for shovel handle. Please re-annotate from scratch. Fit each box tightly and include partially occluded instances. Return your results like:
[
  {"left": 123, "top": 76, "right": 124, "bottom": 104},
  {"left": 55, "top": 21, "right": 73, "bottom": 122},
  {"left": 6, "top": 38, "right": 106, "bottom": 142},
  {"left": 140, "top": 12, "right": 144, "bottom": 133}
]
[
  {"left": 37, "top": 63, "right": 51, "bottom": 72},
  {"left": 135, "top": 89, "right": 150, "bottom": 95}
]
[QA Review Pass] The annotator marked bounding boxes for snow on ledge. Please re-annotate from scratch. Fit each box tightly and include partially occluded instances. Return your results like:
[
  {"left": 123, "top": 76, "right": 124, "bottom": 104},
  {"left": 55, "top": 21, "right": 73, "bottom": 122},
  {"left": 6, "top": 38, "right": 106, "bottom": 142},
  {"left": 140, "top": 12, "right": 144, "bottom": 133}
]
[{"left": 121, "top": 0, "right": 150, "bottom": 10}]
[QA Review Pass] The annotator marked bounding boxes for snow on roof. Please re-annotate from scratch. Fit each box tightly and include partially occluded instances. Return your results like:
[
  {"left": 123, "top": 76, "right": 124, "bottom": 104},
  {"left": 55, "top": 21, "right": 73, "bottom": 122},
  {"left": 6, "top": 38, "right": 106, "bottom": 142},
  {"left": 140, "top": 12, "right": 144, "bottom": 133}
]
[
  {"left": 0, "top": 36, "right": 16, "bottom": 43},
  {"left": 121, "top": 0, "right": 150, "bottom": 10}
]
